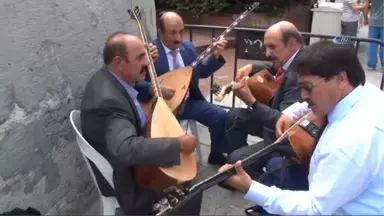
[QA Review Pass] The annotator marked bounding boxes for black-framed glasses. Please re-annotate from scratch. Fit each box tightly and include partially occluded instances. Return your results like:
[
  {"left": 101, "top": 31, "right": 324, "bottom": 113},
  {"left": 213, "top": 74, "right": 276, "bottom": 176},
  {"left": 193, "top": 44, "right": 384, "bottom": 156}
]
[{"left": 299, "top": 78, "right": 325, "bottom": 93}]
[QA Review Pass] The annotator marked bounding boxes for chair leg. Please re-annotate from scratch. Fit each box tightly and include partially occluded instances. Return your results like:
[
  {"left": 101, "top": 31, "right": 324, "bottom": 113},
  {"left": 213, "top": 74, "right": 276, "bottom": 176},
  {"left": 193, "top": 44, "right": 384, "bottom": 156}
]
[{"left": 189, "top": 120, "right": 203, "bottom": 164}]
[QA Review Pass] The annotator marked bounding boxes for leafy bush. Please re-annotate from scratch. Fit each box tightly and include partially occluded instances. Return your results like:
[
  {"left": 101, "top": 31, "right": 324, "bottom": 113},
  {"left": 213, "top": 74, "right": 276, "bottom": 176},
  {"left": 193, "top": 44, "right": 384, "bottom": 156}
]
[
  {"left": 157, "top": 0, "right": 231, "bottom": 17},
  {"left": 155, "top": 0, "right": 316, "bottom": 16}
]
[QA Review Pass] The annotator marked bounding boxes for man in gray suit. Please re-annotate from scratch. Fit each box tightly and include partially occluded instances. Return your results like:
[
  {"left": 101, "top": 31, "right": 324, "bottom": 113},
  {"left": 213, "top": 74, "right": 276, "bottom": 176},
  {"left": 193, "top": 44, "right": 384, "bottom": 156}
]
[
  {"left": 222, "top": 21, "right": 306, "bottom": 185},
  {"left": 80, "top": 32, "right": 201, "bottom": 215},
  {"left": 219, "top": 21, "right": 308, "bottom": 215}
]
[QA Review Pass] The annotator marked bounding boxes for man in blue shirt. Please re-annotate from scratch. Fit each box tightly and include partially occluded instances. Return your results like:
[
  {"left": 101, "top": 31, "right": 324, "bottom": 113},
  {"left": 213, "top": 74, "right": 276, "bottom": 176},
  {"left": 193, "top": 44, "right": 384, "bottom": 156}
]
[{"left": 219, "top": 40, "right": 384, "bottom": 215}]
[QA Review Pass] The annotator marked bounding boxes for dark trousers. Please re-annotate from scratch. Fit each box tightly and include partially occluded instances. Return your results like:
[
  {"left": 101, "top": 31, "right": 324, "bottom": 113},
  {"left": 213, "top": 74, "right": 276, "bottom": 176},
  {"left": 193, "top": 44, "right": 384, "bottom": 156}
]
[
  {"left": 227, "top": 141, "right": 280, "bottom": 180},
  {"left": 178, "top": 98, "right": 228, "bottom": 154},
  {"left": 225, "top": 107, "right": 275, "bottom": 180},
  {"left": 341, "top": 21, "right": 358, "bottom": 37},
  {"left": 254, "top": 156, "right": 308, "bottom": 216},
  {"left": 225, "top": 108, "right": 266, "bottom": 155}
]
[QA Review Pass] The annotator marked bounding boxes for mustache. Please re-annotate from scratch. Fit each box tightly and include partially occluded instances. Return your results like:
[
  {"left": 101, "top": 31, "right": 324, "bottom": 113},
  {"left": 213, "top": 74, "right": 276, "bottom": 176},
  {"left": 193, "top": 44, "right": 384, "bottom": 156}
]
[
  {"left": 305, "top": 99, "right": 315, "bottom": 107},
  {"left": 173, "top": 41, "right": 181, "bottom": 45},
  {"left": 140, "top": 66, "right": 148, "bottom": 74},
  {"left": 266, "top": 56, "right": 277, "bottom": 61}
]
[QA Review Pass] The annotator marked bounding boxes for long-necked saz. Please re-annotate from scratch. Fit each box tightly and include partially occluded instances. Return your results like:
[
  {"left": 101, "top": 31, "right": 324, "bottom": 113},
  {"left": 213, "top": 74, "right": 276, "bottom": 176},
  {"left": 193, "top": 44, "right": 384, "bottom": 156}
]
[
  {"left": 128, "top": 6, "right": 197, "bottom": 191},
  {"left": 140, "top": 2, "right": 261, "bottom": 115}
]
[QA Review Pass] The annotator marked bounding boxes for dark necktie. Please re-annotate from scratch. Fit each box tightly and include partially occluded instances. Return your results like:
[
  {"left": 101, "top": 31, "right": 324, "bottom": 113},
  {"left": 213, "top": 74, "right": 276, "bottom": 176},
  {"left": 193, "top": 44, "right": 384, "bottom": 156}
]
[{"left": 273, "top": 67, "right": 285, "bottom": 88}]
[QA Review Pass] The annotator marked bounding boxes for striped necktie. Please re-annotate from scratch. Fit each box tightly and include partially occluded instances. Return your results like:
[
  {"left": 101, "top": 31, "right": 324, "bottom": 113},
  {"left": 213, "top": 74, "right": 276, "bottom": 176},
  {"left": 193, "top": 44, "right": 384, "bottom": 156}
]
[{"left": 169, "top": 49, "right": 190, "bottom": 114}]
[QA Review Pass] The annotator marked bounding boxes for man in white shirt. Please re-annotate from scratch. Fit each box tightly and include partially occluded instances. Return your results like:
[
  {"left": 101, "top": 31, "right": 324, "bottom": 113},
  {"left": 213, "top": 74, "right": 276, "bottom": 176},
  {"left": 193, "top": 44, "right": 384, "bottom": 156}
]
[{"left": 219, "top": 40, "right": 384, "bottom": 215}]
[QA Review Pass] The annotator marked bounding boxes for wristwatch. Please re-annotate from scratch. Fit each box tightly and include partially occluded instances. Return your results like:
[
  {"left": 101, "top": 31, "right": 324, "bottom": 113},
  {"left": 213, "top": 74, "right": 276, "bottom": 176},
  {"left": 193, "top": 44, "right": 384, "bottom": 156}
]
[{"left": 247, "top": 101, "right": 258, "bottom": 111}]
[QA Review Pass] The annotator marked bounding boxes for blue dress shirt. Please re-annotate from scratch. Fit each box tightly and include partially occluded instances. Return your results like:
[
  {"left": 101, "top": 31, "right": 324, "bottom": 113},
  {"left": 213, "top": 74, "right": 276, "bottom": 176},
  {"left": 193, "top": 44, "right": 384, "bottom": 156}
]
[
  {"left": 109, "top": 71, "right": 146, "bottom": 127},
  {"left": 244, "top": 82, "right": 384, "bottom": 215}
]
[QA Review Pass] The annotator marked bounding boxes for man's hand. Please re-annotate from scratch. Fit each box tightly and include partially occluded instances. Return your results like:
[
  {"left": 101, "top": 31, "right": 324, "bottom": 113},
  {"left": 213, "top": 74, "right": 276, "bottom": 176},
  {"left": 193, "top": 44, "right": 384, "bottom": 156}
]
[
  {"left": 275, "top": 113, "right": 294, "bottom": 138},
  {"left": 161, "top": 86, "right": 175, "bottom": 100},
  {"left": 148, "top": 43, "right": 159, "bottom": 62},
  {"left": 178, "top": 134, "right": 197, "bottom": 154},
  {"left": 150, "top": 85, "right": 175, "bottom": 100},
  {"left": 232, "top": 77, "right": 256, "bottom": 106},
  {"left": 236, "top": 64, "right": 253, "bottom": 81},
  {"left": 212, "top": 36, "right": 228, "bottom": 59},
  {"left": 218, "top": 161, "right": 252, "bottom": 193}
]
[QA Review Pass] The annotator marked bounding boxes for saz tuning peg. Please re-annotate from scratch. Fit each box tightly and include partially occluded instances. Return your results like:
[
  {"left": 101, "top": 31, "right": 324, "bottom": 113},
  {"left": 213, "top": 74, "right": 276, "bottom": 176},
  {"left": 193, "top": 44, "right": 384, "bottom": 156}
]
[
  {"left": 245, "top": 1, "right": 260, "bottom": 11},
  {"left": 127, "top": 6, "right": 143, "bottom": 20}
]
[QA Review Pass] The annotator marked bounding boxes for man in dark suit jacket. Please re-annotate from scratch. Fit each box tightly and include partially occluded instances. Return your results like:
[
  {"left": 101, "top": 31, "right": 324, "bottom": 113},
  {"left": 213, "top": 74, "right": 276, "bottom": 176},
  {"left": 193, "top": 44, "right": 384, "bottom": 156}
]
[
  {"left": 80, "top": 32, "right": 202, "bottom": 215},
  {"left": 223, "top": 21, "right": 307, "bottom": 189},
  {"left": 135, "top": 11, "right": 229, "bottom": 165}
]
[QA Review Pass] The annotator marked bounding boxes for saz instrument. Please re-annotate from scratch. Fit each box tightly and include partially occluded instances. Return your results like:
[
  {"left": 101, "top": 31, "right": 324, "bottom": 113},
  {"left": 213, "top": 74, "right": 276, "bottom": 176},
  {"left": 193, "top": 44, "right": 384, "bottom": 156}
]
[
  {"left": 140, "top": 1, "right": 261, "bottom": 114},
  {"left": 212, "top": 65, "right": 282, "bottom": 104},
  {"left": 152, "top": 111, "right": 325, "bottom": 215},
  {"left": 128, "top": 6, "right": 197, "bottom": 191}
]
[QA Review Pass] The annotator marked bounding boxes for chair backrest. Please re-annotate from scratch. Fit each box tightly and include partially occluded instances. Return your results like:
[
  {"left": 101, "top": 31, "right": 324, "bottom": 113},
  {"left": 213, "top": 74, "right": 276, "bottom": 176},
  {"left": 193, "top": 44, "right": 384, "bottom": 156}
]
[{"left": 69, "top": 110, "right": 115, "bottom": 190}]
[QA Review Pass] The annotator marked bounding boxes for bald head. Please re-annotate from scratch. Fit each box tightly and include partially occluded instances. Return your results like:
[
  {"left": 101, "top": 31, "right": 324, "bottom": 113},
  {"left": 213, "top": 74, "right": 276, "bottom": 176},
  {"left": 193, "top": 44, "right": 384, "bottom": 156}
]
[
  {"left": 158, "top": 11, "right": 184, "bottom": 33},
  {"left": 263, "top": 21, "right": 303, "bottom": 69},
  {"left": 102, "top": 31, "right": 148, "bottom": 84},
  {"left": 103, "top": 32, "right": 142, "bottom": 65},
  {"left": 158, "top": 11, "right": 185, "bottom": 50},
  {"left": 266, "top": 21, "right": 302, "bottom": 44}
]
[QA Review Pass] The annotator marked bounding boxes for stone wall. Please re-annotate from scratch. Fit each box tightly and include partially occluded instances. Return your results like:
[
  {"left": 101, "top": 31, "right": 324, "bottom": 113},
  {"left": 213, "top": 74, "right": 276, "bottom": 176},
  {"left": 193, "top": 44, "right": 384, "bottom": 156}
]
[{"left": 0, "top": 0, "right": 156, "bottom": 214}]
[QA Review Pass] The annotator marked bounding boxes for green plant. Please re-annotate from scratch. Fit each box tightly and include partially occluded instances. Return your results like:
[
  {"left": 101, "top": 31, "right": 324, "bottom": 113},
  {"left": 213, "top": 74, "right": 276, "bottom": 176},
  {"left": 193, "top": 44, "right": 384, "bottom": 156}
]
[
  {"left": 156, "top": 0, "right": 316, "bottom": 16},
  {"left": 158, "top": 0, "right": 231, "bottom": 17}
]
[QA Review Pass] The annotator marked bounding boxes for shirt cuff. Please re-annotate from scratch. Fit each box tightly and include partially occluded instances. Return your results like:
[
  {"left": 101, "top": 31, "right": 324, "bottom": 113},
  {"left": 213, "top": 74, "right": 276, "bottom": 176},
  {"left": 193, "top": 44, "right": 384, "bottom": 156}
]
[
  {"left": 244, "top": 180, "right": 271, "bottom": 206},
  {"left": 282, "top": 101, "right": 308, "bottom": 122}
]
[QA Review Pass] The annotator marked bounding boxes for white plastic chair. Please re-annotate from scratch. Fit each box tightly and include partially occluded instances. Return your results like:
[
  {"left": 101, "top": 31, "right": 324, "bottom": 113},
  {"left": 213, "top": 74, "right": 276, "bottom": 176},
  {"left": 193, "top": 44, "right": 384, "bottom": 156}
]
[
  {"left": 180, "top": 120, "right": 203, "bottom": 163},
  {"left": 69, "top": 110, "right": 119, "bottom": 215}
]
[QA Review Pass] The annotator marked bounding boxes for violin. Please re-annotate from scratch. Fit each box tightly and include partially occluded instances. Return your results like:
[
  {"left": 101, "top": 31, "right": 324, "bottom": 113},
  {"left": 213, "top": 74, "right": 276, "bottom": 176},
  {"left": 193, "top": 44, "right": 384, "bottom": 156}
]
[{"left": 128, "top": 6, "right": 197, "bottom": 191}]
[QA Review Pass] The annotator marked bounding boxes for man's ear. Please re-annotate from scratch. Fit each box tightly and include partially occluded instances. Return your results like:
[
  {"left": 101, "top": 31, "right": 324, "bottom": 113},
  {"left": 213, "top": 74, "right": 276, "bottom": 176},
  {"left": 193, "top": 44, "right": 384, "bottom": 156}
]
[{"left": 287, "top": 37, "right": 296, "bottom": 49}]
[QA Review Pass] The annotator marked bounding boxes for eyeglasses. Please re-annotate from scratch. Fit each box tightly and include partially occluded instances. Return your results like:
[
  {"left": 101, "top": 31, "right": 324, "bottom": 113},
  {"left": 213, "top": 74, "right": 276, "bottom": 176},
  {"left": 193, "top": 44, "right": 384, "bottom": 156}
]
[{"left": 299, "top": 78, "right": 325, "bottom": 93}]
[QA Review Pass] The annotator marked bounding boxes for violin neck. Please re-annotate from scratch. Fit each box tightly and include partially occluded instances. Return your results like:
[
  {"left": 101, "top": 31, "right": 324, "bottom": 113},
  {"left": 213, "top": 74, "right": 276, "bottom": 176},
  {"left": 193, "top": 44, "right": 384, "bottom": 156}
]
[{"left": 190, "top": 2, "right": 260, "bottom": 68}]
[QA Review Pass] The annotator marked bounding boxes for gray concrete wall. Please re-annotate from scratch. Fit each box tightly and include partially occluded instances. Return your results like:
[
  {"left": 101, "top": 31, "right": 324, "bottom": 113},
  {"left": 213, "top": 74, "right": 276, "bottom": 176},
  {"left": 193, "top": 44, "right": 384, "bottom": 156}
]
[{"left": 0, "top": 0, "right": 156, "bottom": 214}]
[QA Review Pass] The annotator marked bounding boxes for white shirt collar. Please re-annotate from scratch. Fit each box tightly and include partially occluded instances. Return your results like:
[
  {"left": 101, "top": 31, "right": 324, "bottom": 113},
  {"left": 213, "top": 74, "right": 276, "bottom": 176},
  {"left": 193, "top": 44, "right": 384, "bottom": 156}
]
[{"left": 161, "top": 41, "right": 179, "bottom": 54}]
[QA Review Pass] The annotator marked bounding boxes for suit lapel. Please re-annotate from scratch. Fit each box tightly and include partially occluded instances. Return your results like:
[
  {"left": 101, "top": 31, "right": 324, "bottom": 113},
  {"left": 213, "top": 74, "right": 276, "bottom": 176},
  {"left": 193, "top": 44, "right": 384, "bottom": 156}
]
[
  {"left": 179, "top": 44, "right": 189, "bottom": 66},
  {"left": 271, "top": 48, "right": 302, "bottom": 108},
  {"left": 101, "top": 68, "right": 141, "bottom": 129}
]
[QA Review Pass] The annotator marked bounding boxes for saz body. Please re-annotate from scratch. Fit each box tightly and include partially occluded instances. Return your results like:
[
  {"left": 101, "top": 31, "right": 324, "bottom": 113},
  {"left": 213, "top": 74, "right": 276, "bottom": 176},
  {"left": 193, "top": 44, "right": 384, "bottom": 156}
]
[{"left": 128, "top": 6, "right": 197, "bottom": 191}]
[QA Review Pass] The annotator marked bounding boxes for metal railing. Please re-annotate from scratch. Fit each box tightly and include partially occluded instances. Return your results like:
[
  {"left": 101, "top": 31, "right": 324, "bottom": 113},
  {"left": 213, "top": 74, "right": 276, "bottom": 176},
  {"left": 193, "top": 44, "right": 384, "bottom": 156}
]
[{"left": 185, "top": 24, "right": 384, "bottom": 109}]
